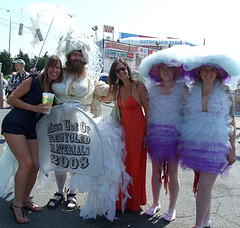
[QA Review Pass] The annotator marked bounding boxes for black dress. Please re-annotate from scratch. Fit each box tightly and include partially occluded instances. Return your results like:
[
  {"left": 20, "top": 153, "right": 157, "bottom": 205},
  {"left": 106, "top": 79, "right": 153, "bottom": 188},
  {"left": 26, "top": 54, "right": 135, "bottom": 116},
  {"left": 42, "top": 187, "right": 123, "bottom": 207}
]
[{"left": 1, "top": 74, "right": 43, "bottom": 139}]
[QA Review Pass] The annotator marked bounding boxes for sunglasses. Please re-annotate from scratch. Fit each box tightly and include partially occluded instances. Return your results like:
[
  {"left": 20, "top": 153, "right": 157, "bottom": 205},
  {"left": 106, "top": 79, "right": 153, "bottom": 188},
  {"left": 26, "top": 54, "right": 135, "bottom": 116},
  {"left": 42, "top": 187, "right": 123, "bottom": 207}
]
[{"left": 115, "top": 66, "right": 127, "bottom": 74}]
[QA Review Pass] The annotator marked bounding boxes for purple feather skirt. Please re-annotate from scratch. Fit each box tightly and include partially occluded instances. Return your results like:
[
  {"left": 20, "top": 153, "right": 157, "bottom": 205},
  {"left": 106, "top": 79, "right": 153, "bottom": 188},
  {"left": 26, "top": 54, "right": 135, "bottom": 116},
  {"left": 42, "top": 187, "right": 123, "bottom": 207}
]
[
  {"left": 179, "top": 140, "right": 230, "bottom": 174},
  {"left": 146, "top": 124, "right": 179, "bottom": 161}
]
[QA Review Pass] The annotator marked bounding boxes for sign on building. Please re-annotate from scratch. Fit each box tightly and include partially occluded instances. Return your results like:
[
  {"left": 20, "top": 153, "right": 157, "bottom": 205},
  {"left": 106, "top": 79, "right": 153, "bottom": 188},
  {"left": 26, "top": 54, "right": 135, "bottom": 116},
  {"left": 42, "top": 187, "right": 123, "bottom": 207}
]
[{"left": 104, "top": 25, "right": 114, "bottom": 34}]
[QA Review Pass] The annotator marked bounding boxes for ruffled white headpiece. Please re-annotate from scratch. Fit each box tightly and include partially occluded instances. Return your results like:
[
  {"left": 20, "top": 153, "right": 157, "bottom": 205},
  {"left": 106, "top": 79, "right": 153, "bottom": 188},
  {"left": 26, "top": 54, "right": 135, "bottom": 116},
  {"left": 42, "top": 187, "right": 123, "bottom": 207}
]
[
  {"left": 139, "top": 45, "right": 188, "bottom": 83},
  {"left": 182, "top": 45, "right": 240, "bottom": 90},
  {"left": 55, "top": 31, "right": 103, "bottom": 80}
]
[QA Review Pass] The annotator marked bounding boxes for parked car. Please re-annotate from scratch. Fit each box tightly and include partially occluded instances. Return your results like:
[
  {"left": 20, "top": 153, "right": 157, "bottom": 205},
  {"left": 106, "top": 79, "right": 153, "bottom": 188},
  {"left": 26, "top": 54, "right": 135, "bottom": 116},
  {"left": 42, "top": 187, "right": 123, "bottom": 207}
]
[
  {"left": 97, "top": 72, "right": 114, "bottom": 104},
  {"left": 98, "top": 72, "right": 108, "bottom": 84}
]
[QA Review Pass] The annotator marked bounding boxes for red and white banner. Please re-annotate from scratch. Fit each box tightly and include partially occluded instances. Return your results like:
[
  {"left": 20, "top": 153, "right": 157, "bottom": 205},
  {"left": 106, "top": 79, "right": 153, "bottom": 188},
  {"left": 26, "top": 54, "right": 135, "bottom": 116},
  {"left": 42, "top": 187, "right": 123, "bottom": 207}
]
[{"left": 104, "top": 25, "right": 114, "bottom": 34}]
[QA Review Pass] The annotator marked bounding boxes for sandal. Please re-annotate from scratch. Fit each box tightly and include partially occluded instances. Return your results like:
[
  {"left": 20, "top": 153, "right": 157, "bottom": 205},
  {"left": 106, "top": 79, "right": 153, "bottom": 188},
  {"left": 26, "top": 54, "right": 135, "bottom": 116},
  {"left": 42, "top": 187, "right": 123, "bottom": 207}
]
[
  {"left": 66, "top": 193, "right": 77, "bottom": 210},
  {"left": 47, "top": 192, "right": 65, "bottom": 209},
  {"left": 23, "top": 200, "right": 42, "bottom": 212},
  {"left": 145, "top": 204, "right": 161, "bottom": 216},
  {"left": 10, "top": 204, "right": 29, "bottom": 224},
  {"left": 203, "top": 219, "right": 211, "bottom": 228},
  {"left": 164, "top": 209, "right": 176, "bottom": 222}
]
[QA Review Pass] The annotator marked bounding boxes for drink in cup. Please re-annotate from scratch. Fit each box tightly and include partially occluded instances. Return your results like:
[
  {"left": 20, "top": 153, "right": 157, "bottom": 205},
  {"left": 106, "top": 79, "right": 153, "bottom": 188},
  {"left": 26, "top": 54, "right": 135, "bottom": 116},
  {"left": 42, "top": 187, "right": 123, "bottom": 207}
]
[{"left": 42, "top": 92, "right": 55, "bottom": 114}]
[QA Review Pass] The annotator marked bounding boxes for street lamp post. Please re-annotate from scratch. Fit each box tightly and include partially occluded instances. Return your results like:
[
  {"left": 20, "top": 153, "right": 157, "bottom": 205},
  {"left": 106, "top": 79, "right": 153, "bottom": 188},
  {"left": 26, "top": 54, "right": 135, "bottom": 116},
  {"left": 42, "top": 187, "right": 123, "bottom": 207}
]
[
  {"left": 92, "top": 26, "right": 98, "bottom": 42},
  {"left": 0, "top": 62, "right": 3, "bottom": 108},
  {"left": 7, "top": 10, "right": 11, "bottom": 56}
]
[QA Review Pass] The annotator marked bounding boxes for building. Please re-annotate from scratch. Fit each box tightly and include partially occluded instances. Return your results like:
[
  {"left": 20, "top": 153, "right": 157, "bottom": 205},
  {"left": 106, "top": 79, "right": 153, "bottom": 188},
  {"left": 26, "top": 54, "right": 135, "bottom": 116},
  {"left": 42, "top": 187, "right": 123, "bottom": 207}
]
[{"left": 96, "top": 36, "right": 196, "bottom": 74}]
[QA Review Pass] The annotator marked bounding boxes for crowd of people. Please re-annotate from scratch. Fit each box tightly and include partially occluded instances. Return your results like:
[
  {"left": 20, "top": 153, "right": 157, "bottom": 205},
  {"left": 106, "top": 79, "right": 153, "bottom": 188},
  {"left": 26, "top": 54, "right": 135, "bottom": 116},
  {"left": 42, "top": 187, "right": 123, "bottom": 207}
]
[{"left": 0, "top": 32, "right": 239, "bottom": 228}]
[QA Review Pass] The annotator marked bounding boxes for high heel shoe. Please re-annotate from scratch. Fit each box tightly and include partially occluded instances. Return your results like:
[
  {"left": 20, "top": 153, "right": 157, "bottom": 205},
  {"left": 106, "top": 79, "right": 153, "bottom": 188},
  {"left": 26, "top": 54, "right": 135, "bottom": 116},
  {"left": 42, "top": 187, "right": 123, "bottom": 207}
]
[{"left": 10, "top": 204, "right": 29, "bottom": 224}]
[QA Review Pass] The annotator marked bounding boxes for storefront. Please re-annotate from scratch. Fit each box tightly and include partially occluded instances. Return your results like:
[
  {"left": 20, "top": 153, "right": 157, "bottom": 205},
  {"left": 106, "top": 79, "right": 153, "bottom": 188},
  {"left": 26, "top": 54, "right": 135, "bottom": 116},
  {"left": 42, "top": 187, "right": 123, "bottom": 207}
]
[{"left": 97, "top": 40, "right": 157, "bottom": 73}]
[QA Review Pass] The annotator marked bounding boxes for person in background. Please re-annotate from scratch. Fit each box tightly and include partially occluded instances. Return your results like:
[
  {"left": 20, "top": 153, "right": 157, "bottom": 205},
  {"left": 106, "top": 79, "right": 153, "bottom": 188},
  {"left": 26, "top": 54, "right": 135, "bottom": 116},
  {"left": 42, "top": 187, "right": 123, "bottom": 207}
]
[
  {"left": 6, "top": 75, "right": 13, "bottom": 98},
  {"left": 11, "top": 59, "right": 29, "bottom": 91},
  {"left": 179, "top": 46, "right": 238, "bottom": 228},
  {"left": 104, "top": 58, "right": 148, "bottom": 211},
  {"left": 0, "top": 56, "right": 63, "bottom": 224}
]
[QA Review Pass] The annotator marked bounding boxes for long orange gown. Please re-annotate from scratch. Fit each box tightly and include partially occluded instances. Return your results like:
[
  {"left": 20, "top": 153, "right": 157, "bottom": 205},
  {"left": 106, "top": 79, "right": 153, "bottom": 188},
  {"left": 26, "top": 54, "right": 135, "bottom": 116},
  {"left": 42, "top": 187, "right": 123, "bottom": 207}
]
[{"left": 116, "top": 85, "right": 147, "bottom": 211}]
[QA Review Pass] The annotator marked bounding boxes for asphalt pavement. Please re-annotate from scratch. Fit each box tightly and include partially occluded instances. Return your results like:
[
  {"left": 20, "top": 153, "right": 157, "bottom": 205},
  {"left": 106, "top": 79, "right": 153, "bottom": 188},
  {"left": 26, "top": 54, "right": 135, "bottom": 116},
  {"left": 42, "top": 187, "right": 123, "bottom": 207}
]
[{"left": 0, "top": 104, "right": 240, "bottom": 228}]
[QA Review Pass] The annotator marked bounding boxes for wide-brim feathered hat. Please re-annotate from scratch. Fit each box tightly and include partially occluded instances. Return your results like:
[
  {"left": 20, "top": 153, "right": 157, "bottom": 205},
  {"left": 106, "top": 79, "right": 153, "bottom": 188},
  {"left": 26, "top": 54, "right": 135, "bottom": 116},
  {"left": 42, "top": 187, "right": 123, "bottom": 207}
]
[
  {"left": 55, "top": 30, "right": 103, "bottom": 79},
  {"left": 182, "top": 45, "right": 240, "bottom": 89},
  {"left": 139, "top": 45, "right": 188, "bottom": 83}
]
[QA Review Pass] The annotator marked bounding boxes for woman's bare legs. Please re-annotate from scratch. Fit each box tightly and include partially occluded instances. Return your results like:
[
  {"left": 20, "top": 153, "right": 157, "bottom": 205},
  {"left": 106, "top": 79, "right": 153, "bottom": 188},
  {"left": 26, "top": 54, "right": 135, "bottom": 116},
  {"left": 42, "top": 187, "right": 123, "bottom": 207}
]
[
  {"left": 146, "top": 160, "right": 162, "bottom": 215},
  {"left": 195, "top": 172, "right": 217, "bottom": 227},
  {"left": 151, "top": 160, "right": 162, "bottom": 207},
  {"left": 22, "top": 139, "right": 40, "bottom": 202},
  {"left": 4, "top": 133, "right": 36, "bottom": 223},
  {"left": 168, "top": 159, "right": 180, "bottom": 210}
]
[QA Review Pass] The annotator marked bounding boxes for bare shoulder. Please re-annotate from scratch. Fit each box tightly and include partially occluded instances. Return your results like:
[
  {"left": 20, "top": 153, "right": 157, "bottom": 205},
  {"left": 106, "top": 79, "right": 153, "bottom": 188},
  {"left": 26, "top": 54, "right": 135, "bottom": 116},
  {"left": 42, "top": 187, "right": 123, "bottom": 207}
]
[{"left": 136, "top": 82, "right": 147, "bottom": 93}]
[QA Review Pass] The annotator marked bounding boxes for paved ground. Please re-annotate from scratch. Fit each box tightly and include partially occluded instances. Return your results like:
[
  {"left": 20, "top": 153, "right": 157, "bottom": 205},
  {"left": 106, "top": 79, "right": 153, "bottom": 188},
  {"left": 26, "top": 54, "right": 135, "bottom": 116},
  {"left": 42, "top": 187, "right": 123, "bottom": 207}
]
[{"left": 0, "top": 105, "right": 240, "bottom": 228}]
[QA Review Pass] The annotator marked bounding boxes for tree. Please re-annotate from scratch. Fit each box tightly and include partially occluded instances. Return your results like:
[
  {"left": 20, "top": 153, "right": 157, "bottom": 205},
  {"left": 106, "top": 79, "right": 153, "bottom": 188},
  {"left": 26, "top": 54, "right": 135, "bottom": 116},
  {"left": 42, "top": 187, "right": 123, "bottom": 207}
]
[
  {"left": 0, "top": 49, "right": 50, "bottom": 76},
  {"left": 0, "top": 50, "right": 13, "bottom": 75},
  {"left": 32, "top": 52, "right": 49, "bottom": 72}
]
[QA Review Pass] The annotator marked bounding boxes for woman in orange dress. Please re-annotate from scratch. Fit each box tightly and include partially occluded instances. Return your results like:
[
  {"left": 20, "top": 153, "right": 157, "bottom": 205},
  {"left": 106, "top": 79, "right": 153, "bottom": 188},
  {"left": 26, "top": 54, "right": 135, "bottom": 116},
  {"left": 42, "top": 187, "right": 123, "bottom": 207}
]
[{"left": 107, "top": 58, "right": 148, "bottom": 211}]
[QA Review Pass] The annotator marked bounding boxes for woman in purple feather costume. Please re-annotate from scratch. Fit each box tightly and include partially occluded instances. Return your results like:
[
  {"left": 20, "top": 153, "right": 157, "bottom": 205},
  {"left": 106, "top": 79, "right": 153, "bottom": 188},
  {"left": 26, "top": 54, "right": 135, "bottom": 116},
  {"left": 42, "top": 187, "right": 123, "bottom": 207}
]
[
  {"left": 139, "top": 47, "right": 187, "bottom": 221},
  {"left": 179, "top": 46, "right": 239, "bottom": 228}
]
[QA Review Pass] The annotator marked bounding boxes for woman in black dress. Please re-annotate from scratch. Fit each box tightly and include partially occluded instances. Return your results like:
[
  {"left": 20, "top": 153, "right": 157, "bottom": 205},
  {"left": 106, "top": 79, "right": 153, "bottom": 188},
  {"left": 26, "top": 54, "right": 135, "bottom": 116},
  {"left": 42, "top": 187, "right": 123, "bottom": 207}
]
[{"left": 1, "top": 56, "right": 63, "bottom": 224}]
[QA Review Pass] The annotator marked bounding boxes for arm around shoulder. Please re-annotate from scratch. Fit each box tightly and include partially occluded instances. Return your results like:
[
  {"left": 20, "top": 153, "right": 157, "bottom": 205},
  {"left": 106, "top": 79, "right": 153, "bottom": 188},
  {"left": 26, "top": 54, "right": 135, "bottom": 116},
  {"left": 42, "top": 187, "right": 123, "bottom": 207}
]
[{"left": 100, "top": 85, "right": 116, "bottom": 102}]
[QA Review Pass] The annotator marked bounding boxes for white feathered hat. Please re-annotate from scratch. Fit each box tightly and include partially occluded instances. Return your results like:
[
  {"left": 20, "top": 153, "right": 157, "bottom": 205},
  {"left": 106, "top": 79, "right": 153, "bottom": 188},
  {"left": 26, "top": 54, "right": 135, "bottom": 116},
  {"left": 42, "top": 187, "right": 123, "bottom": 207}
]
[
  {"left": 139, "top": 45, "right": 189, "bottom": 83},
  {"left": 182, "top": 45, "right": 240, "bottom": 89},
  {"left": 55, "top": 31, "right": 103, "bottom": 78}
]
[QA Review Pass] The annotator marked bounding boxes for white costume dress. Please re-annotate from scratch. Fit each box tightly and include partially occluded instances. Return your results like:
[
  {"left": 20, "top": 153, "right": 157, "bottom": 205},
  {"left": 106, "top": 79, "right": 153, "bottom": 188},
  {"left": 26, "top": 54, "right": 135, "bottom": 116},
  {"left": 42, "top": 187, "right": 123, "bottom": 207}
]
[
  {"left": 179, "top": 81, "right": 233, "bottom": 174},
  {"left": 36, "top": 71, "right": 130, "bottom": 221},
  {"left": 146, "top": 82, "right": 184, "bottom": 161},
  {"left": 52, "top": 71, "right": 107, "bottom": 118}
]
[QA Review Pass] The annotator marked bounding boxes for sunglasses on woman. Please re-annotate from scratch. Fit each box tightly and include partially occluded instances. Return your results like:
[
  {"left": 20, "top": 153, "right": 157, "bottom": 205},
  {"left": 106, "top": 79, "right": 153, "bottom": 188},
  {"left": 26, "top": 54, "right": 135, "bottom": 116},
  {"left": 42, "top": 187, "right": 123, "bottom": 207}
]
[{"left": 115, "top": 66, "right": 127, "bottom": 74}]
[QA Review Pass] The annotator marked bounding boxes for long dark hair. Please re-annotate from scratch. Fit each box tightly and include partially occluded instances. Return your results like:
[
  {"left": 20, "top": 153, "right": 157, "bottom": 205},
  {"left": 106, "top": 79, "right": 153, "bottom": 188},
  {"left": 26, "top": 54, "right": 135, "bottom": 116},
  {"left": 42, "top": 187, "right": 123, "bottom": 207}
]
[
  {"left": 39, "top": 56, "right": 63, "bottom": 91},
  {"left": 108, "top": 58, "right": 137, "bottom": 94}
]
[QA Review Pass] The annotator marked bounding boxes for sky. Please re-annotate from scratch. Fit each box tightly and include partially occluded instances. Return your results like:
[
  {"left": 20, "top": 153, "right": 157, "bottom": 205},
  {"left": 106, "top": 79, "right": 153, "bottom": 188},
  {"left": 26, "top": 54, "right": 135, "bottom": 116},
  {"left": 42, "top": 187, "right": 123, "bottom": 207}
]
[{"left": 0, "top": 0, "right": 239, "bottom": 58}]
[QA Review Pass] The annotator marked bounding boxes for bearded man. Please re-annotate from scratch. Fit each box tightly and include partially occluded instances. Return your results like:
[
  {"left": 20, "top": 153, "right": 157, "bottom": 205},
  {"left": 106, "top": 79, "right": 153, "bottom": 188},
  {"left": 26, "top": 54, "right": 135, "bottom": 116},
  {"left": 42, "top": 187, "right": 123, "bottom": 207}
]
[
  {"left": 46, "top": 43, "right": 111, "bottom": 210},
  {"left": 65, "top": 50, "right": 86, "bottom": 76},
  {"left": 37, "top": 33, "right": 130, "bottom": 222}
]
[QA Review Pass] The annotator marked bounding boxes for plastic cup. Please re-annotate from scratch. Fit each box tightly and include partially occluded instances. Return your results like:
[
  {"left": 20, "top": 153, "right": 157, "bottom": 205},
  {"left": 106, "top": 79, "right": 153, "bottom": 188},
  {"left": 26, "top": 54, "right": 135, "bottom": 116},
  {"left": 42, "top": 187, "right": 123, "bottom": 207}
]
[{"left": 42, "top": 92, "right": 55, "bottom": 114}]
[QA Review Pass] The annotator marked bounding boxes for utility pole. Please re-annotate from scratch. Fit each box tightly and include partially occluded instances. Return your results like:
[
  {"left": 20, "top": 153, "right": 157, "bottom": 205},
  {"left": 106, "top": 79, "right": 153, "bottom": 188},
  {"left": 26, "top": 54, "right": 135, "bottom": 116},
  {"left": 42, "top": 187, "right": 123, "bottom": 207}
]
[
  {"left": 92, "top": 26, "right": 98, "bottom": 42},
  {"left": 7, "top": 10, "right": 11, "bottom": 56}
]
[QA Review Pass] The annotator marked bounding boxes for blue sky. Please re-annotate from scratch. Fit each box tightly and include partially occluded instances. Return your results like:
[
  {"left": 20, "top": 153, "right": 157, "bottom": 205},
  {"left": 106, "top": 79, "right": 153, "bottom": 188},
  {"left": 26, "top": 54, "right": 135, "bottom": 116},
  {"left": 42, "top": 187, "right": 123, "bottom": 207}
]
[{"left": 0, "top": 0, "right": 239, "bottom": 58}]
